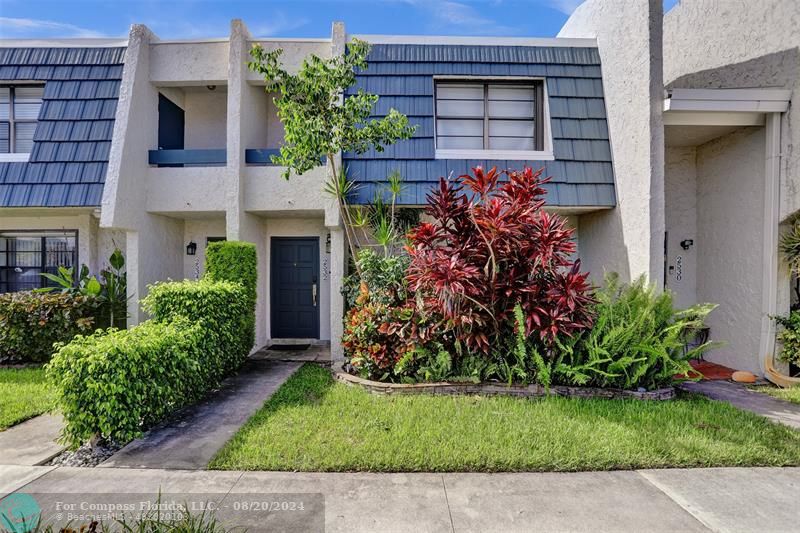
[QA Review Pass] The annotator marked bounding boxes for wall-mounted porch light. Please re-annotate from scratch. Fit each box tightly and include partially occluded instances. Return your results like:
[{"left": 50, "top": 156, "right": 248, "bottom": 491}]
[
  {"left": 325, "top": 233, "right": 331, "bottom": 253},
  {"left": 186, "top": 241, "right": 197, "bottom": 255},
  {"left": 680, "top": 239, "right": 694, "bottom": 250}
]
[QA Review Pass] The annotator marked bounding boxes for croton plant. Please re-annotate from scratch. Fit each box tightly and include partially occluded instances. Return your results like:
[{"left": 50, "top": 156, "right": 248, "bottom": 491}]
[
  {"left": 343, "top": 166, "right": 596, "bottom": 378},
  {"left": 406, "top": 166, "right": 594, "bottom": 353}
]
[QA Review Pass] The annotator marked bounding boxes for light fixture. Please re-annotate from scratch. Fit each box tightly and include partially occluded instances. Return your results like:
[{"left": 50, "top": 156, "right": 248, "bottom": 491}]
[
  {"left": 206, "top": 85, "right": 217, "bottom": 91},
  {"left": 325, "top": 233, "right": 331, "bottom": 253},
  {"left": 186, "top": 241, "right": 197, "bottom": 255},
  {"left": 680, "top": 239, "right": 694, "bottom": 250}
]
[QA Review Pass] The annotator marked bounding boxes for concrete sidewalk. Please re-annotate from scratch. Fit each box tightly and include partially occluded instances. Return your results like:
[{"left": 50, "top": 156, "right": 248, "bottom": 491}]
[
  {"left": 681, "top": 381, "right": 800, "bottom": 429},
  {"left": 1, "top": 465, "right": 798, "bottom": 532},
  {"left": 0, "top": 414, "right": 64, "bottom": 465},
  {"left": 100, "top": 360, "right": 300, "bottom": 469}
]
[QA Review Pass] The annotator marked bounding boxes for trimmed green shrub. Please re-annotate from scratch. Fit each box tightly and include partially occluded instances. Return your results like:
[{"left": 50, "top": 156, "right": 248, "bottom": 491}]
[
  {"left": 49, "top": 278, "right": 252, "bottom": 447},
  {"left": 47, "top": 319, "right": 205, "bottom": 446},
  {"left": 205, "top": 241, "right": 257, "bottom": 301},
  {"left": 143, "top": 279, "right": 251, "bottom": 373},
  {"left": 0, "top": 291, "right": 100, "bottom": 363},
  {"left": 205, "top": 241, "right": 257, "bottom": 353}
]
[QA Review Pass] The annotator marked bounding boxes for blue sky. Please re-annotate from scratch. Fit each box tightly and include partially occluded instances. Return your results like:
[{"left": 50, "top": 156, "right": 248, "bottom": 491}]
[{"left": 0, "top": 0, "right": 680, "bottom": 40}]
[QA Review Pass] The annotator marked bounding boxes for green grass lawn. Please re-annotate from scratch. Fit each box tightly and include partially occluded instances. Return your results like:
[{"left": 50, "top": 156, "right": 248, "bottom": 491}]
[
  {"left": 210, "top": 364, "right": 800, "bottom": 472},
  {"left": 0, "top": 367, "right": 57, "bottom": 431},
  {"left": 749, "top": 385, "right": 800, "bottom": 405}
]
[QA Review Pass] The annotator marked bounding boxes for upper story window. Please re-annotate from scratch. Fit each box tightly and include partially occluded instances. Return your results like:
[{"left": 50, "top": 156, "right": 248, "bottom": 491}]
[
  {"left": 434, "top": 80, "right": 551, "bottom": 160},
  {"left": 0, "top": 85, "right": 44, "bottom": 157}
]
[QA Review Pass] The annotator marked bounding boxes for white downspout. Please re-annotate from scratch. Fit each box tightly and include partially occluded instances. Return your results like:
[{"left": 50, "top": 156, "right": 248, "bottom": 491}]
[{"left": 759, "top": 112, "right": 782, "bottom": 375}]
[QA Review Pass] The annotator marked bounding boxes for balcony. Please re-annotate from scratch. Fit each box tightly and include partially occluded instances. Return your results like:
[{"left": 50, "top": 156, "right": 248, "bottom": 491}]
[
  {"left": 149, "top": 149, "right": 226, "bottom": 166},
  {"left": 151, "top": 85, "right": 227, "bottom": 168}
]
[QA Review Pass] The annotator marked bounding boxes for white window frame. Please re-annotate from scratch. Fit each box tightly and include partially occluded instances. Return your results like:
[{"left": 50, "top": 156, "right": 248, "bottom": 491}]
[
  {"left": 433, "top": 76, "right": 554, "bottom": 161},
  {"left": 0, "top": 83, "right": 44, "bottom": 162}
]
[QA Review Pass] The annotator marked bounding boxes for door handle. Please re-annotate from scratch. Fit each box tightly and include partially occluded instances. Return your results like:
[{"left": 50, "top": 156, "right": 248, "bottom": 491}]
[{"left": 312, "top": 283, "right": 317, "bottom": 307}]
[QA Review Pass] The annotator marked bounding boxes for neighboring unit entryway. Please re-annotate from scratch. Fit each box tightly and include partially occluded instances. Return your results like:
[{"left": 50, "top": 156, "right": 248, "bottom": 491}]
[{"left": 270, "top": 237, "right": 320, "bottom": 339}]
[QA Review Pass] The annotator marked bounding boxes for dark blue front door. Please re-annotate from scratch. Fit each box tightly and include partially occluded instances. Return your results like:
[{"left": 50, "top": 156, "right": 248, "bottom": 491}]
[{"left": 271, "top": 237, "right": 320, "bottom": 338}]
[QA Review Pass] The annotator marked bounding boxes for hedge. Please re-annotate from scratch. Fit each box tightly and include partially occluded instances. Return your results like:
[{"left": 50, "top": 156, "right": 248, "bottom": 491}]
[
  {"left": 143, "top": 279, "right": 251, "bottom": 375},
  {"left": 0, "top": 291, "right": 100, "bottom": 363},
  {"left": 48, "top": 279, "right": 250, "bottom": 447},
  {"left": 48, "top": 241, "right": 259, "bottom": 446},
  {"left": 205, "top": 241, "right": 257, "bottom": 355}
]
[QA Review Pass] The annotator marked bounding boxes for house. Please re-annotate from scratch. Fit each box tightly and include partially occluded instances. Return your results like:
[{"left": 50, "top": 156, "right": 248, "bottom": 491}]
[{"left": 0, "top": 0, "right": 796, "bottom": 374}]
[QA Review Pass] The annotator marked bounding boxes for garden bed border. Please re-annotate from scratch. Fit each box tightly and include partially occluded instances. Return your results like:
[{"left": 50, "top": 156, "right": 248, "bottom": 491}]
[{"left": 334, "top": 369, "right": 676, "bottom": 400}]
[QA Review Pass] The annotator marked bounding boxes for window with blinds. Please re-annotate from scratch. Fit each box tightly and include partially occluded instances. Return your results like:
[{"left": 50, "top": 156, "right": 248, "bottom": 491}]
[
  {"left": 435, "top": 80, "right": 546, "bottom": 155},
  {"left": 0, "top": 85, "right": 44, "bottom": 154}
]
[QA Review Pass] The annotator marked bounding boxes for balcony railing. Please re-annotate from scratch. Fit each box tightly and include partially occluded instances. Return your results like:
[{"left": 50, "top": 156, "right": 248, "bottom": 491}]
[
  {"left": 244, "top": 149, "right": 281, "bottom": 165},
  {"left": 245, "top": 149, "right": 326, "bottom": 166},
  {"left": 148, "top": 149, "right": 227, "bottom": 167}
]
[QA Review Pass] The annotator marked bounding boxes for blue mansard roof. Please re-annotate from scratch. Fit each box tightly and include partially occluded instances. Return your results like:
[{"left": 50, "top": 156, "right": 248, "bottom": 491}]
[
  {"left": 0, "top": 46, "right": 125, "bottom": 207},
  {"left": 343, "top": 42, "right": 615, "bottom": 207}
]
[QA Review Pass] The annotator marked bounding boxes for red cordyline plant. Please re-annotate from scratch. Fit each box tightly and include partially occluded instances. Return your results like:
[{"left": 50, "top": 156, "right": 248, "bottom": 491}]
[{"left": 405, "top": 166, "right": 595, "bottom": 354}]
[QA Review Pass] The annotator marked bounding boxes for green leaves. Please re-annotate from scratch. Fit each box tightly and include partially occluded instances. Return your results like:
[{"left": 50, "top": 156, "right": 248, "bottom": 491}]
[
  {"left": 248, "top": 38, "right": 417, "bottom": 180},
  {"left": 775, "top": 311, "right": 800, "bottom": 365},
  {"left": 50, "top": 277, "right": 253, "bottom": 448},
  {"left": 551, "top": 274, "right": 717, "bottom": 390},
  {"left": 0, "top": 291, "right": 99, "bottom": 363}
]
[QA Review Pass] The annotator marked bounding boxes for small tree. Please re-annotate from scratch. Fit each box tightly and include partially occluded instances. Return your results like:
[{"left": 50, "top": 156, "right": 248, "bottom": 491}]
[{"left": 248, "top": 39, "right": 417, "bottom": 274}]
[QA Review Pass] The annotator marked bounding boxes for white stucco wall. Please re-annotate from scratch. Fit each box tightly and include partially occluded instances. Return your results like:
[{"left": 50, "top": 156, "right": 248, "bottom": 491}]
[
  {"left": 182, "top": 218, "right": 227, "bottom": 280},
  {"left": 664, "top": 146, "right": 698, "bottom": 309},
  {"left": 560, "top": 0, "right": 665, "bottom": 286},
  {"left": 264, "top": 91, "right": 284, "bottom": 149},
  {"left": 663, "top": 0, "right": 800, "bottom": 222},
  {"left": 184, "top": 89, "right": 228, "bottom": 149},
  {"left": 99, "top": 20, "right": 346, "bottom": 351},
  {"left": 126, "top": 213, "right": 184, "bottom": 320},
  {"left": 695, "top": 127, "right": 766, "bottom": 373},
  {"left": 149, "top": 41, "right": 229, "bottom": 85}
]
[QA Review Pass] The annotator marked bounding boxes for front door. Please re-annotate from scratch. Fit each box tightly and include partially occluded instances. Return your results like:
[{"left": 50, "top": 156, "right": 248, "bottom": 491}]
[{"left": 271, "top": 237, "right": 320, "bottom": 339}]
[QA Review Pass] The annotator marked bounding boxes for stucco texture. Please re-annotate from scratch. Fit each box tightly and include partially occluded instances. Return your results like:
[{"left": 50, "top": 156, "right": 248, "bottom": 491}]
[
  {"left": 695, "top": 127, "right": 766, "bottom": 373},
  {"left": 559, "top": 0, "right": 665, "bottom": 286},
  {"left": 663, "top": 0, "right": 800, "bottom": 222},
  {"left": 664, "top": 146, "right": 697, "bottom": 310}
]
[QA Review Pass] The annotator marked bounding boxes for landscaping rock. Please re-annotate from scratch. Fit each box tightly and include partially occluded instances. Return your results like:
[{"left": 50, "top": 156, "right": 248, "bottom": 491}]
[
  {"left": 732, "top": 371, "right": 757, "bottom": 383},
  {"left": 48, "top": 440, "right": 123, "bottom": 468},
  {"left": 335, "top": 369, "right": 676, "bottom": 400}
]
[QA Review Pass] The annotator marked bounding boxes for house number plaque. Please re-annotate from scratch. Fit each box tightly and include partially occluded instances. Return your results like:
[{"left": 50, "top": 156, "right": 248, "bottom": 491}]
[{"left": 675, "top": 256, "right": 682, "bottom": 282}]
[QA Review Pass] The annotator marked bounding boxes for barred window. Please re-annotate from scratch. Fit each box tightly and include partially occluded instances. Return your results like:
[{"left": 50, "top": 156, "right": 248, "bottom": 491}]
[
  {"left": 0, "top": 231, "right": 77, "bottom": 293},
  {"left": 435, "top": 80, "right": 545, "bottom": 154},
  {"left": 0, "top": 85, "right": 44, "bottom": 154}
]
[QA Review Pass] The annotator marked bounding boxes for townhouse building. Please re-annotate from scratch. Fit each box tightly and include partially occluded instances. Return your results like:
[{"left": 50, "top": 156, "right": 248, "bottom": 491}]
[{"left": 0, "top": 0, "right": 797, "bottom": 373}]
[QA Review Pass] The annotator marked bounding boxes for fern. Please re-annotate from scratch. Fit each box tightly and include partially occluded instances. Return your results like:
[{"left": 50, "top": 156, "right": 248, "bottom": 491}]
[{"left": 554, "top": 274, "right": 718, "bottom": 390}]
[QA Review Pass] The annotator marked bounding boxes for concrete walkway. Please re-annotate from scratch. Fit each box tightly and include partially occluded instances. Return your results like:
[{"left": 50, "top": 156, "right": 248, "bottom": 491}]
[
  {"left": 680, "top": 380, "right": 800, "bottom": 429},
  {"left": 99, "top": 360, "right": 300, "bottom": 470},
  {"left": 1, "top": 465, "right": 798, "bottom": 532},
  {"left": 0, "top": 414, "right": 64, "bottom": 465}
]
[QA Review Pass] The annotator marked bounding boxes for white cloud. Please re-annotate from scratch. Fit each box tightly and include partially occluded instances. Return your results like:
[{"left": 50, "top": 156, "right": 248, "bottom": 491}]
[
  {"left": 543, "top": 0, "right": 584, "bottom": 15},
  {"left": 405, "top": 0, "right": 517, "bottom": 35},
  {"left": 0, "top": 16, "right": 107, "bottom": 38},
  {"left": 249, "top": 12, "right": 310, "bottom": 37},
  {"left": 143, "top": 11, "right": 308, "bottom": 40}
]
